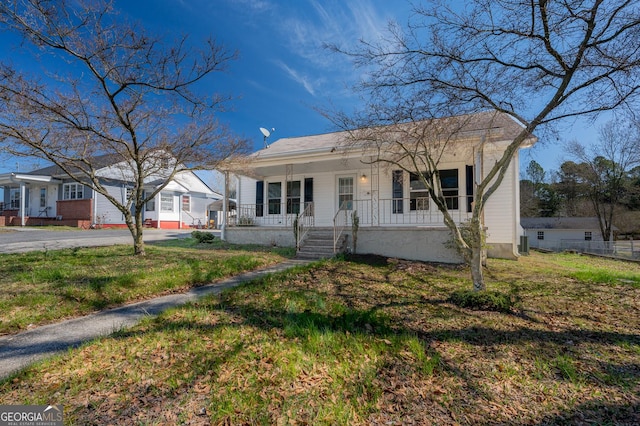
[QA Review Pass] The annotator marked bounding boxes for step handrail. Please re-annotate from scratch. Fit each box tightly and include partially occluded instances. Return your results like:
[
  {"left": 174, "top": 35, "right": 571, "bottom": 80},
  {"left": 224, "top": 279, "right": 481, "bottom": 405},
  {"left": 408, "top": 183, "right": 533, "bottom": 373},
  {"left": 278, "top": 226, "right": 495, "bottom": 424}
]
[
  {"left": 333, "top": 202, "right": 349, "bottom": 253},
  {"left": 295, "top": 202, "right": 314, "bottom": 250}
]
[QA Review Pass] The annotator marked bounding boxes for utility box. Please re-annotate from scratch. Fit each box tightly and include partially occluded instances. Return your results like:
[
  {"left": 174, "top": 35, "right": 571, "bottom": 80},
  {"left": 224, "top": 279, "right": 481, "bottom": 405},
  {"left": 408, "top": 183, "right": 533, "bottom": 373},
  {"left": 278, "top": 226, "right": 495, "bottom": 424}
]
[{"left": 519, "top": 235, "right": 530, "bottom": 255}]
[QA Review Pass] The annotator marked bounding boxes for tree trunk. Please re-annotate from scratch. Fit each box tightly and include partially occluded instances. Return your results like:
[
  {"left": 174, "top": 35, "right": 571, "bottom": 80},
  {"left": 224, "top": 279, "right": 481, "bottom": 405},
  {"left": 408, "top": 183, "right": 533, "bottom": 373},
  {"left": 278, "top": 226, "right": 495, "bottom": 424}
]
[
  {"left": 470, "top": 245, "right": 485, "bottom": 291},
  {"left": 125, "top": 208, "right": 146, "bottom": 256},
  {"left": 133, "top": 227, "right": 145, "bottom": 256},
  {"left": 469, "top": 218, "right": 486, "bottom": 291}
]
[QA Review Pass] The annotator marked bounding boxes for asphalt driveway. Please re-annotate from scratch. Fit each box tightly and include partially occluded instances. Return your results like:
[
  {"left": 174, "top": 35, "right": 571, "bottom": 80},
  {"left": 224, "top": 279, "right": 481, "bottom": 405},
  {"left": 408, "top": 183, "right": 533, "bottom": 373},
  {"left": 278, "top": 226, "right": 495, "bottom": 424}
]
[{"left": 0, "top": 227, "right": 208, "bottom": 253}]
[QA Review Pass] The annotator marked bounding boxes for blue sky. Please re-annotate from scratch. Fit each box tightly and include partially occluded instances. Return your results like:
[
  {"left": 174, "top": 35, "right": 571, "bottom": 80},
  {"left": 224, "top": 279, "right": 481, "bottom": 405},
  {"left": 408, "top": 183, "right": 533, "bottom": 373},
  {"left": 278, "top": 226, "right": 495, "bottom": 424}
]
[{"left": 0, "top": 0, "right": 605, "bottom": 179}]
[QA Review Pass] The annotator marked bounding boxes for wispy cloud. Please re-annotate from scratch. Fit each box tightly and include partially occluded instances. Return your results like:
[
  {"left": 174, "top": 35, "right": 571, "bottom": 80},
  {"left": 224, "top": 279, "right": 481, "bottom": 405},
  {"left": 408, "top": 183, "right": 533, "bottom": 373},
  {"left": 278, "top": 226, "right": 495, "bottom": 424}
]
[
  {"left": 286, "top": 0, "right": 389, "bottom": 64},
  {"left": 222, "top": 0, "right": 393, "bottom": 98},
  {"left": 274, "top": 60, "right": 317, "bottom": 96},
  {"left": 229, "top": 0, "right": 273, "bottom": 13}
]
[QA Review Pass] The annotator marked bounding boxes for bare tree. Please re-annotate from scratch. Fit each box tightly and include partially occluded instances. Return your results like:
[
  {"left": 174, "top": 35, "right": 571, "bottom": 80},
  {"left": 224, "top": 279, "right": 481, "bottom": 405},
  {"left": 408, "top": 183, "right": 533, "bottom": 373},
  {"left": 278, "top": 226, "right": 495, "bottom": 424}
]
[
  {"left": 568, "top": 116, "right": 640, "bottom": 241},
  {"left": 329, "top": 0, "right": 640, "bottom": 291},
  {"left": 0, "top": 0, "right": 249, "bottom": 255}
]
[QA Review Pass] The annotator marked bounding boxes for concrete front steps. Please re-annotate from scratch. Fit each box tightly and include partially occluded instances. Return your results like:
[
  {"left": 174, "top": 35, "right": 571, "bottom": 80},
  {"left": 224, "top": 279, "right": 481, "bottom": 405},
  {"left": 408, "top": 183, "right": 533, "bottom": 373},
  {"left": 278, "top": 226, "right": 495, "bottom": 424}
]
[{"left": 296, "top": 228, "right": 347, "bottom": 260}]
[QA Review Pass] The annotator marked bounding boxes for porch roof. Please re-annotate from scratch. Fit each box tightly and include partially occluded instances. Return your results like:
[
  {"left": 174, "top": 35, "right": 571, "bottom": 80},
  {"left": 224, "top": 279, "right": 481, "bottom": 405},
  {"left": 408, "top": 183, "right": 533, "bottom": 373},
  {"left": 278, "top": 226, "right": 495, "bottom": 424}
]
[
  {"left": 0, "top": 173, "right": 62, "bottom": 186},
  {"left": 242, "top": 111, "right": 537, "bottom": 178}
]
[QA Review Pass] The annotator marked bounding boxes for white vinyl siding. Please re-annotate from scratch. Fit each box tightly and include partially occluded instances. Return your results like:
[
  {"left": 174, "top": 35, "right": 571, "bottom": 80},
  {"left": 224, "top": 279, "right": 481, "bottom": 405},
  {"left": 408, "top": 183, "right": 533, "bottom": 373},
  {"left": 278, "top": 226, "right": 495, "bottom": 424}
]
[{"left": 483, "top": 149, "right": 517, "bottom": 245}]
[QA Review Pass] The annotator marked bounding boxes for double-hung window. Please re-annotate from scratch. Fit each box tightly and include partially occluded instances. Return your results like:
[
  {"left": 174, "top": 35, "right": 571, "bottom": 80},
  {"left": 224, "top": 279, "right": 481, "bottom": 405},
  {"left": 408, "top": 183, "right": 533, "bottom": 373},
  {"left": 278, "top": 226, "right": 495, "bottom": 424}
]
[
  {"left": 9, "top": 188, "right": 21, "bottom": 209},
  {"left": 181, "top": 195, "right": 191, "bottom": 212},
  {"left": 286, "top": 181, "right": 301, "bottom": 214},
  {"left": 439, "top": 169, "right": 459, "bottom": 210},
  {"left": 160, "top": 193, "right": 174, "bottom": 212},
  {"left": 268, "top": 182, "right": 282, "bottom": 215},
  {"left": 63, "top": 183, "right": 84, "bottom": 200},
  {"left": 409, "top": 172, "right": 429, "bottom": 211},
  {"left": 145, "top": 191, "right": 156, "bottom": 211}
]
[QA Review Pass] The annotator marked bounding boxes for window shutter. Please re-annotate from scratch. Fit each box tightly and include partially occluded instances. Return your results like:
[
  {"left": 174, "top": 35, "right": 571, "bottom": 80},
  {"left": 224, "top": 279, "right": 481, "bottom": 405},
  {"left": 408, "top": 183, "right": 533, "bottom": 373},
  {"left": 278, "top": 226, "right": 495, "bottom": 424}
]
[
  {"left": 256, "top": 180, "right": 264, "bottom": 217},
  {"left": 304, "top": 178, "right": 314, "bottom": 216},
  {"left": 304, "top": 178, "right": 313, "bottom": 202},
  {"left": 392, "top": 170, "right": 403, "bottom": 214},
  {"left": 466, "top": 165, "right": 474, "bottom": 213}
]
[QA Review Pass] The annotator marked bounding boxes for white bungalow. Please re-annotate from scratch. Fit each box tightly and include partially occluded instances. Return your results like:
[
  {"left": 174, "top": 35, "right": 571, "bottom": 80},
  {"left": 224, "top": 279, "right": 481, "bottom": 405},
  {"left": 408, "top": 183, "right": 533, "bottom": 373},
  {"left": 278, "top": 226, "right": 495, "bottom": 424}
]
[{"left": 224, "top": 111, "right": 536, "bottom": 263}]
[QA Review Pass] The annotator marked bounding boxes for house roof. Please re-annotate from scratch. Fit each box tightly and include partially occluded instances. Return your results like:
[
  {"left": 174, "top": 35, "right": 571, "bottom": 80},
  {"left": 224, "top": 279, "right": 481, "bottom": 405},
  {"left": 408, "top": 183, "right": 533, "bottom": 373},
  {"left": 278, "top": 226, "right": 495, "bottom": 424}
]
[
  {"left": 253, "top": 110, "right": 536, "bottom": 160},
  {"left": 26, "top": 154, "right": 125, "bottom": 177},
  {"left": 8, "top": 153, "right": 218, "bottom": 196},
  {"left": 521, "top": 217, "right": 604, "bottom": 230}
]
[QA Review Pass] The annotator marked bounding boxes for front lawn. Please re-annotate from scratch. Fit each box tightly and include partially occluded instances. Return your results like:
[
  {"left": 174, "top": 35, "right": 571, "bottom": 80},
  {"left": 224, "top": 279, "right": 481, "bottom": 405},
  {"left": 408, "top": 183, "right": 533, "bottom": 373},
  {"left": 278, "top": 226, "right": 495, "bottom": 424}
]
[
  {"left": 0, "top": 238, "right": 294, "bottom": 335},
  {"left": 1, "top": 251, "right": 638, "bottom": 424}
]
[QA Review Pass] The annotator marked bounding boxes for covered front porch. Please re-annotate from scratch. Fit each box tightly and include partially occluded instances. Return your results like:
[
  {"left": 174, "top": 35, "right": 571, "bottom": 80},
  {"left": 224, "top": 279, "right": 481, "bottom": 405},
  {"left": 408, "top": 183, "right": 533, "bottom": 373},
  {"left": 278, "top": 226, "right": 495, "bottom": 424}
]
[{"left": 224, "top": 196, "right": 470, "bottom": 263}]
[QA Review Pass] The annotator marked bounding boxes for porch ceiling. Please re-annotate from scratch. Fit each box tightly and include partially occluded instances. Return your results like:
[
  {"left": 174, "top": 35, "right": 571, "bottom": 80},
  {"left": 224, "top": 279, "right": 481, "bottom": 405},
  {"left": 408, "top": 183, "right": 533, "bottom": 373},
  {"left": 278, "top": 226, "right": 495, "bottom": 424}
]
[{"left": 249, "top": 157, "right": 366, "bottom": 178}]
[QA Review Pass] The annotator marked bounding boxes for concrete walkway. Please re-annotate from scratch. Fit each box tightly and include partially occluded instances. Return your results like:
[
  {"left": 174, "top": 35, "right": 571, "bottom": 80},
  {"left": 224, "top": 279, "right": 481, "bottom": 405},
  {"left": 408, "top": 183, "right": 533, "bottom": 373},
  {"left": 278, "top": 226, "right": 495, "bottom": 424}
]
[{"left": 0, "top": 259, "right": 310, "bottom": 380}]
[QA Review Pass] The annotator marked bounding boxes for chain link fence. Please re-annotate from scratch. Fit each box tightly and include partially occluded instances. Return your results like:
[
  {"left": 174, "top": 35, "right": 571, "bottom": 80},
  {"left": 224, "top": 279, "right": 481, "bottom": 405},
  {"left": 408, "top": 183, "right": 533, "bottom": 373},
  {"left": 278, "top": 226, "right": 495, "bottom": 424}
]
[{"left": 557, "top": 240, "right": 640, "bottom": 260}]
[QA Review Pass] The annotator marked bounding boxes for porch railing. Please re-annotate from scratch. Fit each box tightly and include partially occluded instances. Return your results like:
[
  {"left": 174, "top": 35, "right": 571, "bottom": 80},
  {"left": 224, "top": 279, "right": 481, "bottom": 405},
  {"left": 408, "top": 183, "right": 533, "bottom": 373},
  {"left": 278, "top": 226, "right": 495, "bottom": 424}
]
[
  {"left": 233, "top": 202, "right": 312, "bottom": 227},
  {"left": 234, "top": 196, "right": 473, "bottom": 228},
  {"left": 337, "top": 196, "right": 473, "bottom": 227}
]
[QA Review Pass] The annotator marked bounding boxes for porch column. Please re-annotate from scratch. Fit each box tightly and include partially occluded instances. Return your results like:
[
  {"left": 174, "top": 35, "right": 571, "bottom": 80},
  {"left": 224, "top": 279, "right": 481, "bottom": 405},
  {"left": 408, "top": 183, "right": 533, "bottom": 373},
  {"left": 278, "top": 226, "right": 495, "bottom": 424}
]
[
  {"left": 156, "top": 192, "right": 161, "bottom": 229},
  {"left": 371, "top": 159, "right": 379, "bottom": 226},
  {"left": 92, "top": 189, "right": 98, "bottom": 227},
  {"left": 286, "top": 164, "right": 293, "bottom": 226},
  {"left": 221, "top": 170, "right": 229, "bottom": 241},
  {"left": 20, "top": 182, "right": 26, "bottom": 227}
]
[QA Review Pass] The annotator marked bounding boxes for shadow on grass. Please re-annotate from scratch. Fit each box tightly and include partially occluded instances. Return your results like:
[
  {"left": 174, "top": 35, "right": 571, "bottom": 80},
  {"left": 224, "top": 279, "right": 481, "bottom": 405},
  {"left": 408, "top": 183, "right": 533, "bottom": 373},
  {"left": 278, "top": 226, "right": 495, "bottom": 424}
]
[
  {"left": 102, "top": 289, "right": 640, "bottom": 424},
  {"left": 530, "top": 401, "right": 640, "bottom": 425}
]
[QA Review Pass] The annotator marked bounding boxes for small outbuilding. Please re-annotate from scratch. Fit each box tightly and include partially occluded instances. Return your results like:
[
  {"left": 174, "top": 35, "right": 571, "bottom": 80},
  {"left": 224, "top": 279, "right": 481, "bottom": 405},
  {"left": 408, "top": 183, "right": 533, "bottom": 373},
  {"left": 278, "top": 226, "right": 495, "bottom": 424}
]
[{"left": 521, "top": 217, "right": 611, "bottom": 251}]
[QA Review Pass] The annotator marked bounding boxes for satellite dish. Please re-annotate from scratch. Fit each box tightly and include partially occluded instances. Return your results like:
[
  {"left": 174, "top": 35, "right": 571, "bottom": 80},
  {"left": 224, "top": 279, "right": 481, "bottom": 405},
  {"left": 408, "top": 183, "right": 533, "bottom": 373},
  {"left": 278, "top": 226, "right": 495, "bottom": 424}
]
[{"left": 259, "top": 127, "right": 275, "bottom": 148}]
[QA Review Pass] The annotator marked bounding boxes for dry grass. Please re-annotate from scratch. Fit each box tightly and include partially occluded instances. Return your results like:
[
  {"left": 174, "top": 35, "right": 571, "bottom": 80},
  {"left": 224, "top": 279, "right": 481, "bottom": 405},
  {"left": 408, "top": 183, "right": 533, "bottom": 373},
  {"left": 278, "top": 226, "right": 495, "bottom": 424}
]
[{"left": 1, "top": 251, "right": 639, "bottom": 424}]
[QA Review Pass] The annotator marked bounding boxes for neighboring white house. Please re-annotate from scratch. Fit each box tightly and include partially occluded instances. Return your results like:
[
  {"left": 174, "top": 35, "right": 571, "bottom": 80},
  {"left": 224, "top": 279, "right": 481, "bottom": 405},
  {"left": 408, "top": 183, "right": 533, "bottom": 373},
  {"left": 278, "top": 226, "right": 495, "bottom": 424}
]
[
  {"left": 0, "top": 154, "right": 220, "bottom": 229},
  {"left": 521, "top": 217, "right": 610, "bottom": 251},
  {"left": 224, "top": 111, "right": 537, "bottom": 263}
]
